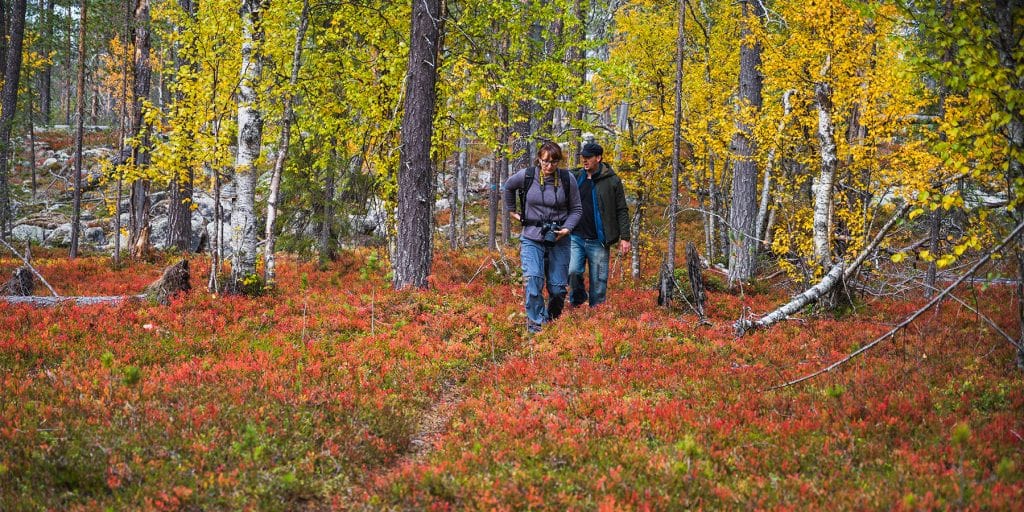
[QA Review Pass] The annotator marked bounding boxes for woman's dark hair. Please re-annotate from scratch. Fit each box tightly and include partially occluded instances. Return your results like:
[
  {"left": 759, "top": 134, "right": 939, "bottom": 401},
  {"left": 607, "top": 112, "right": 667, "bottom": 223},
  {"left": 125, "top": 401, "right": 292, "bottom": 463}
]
[{"left": 535, "top": 141, "right": 564, "bottom": 166}]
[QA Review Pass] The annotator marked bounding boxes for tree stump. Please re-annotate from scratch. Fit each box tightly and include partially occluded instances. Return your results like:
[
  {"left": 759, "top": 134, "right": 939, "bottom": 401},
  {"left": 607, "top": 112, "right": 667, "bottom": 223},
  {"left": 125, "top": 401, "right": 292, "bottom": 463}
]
[
  {"left": 143, "top": 259, "right": 191, "bottom": 305},
  {"left": 131, "top": 224, "right": 152, "bottom": 260},
  {"left": 657, "top": 262, "right": 675, "bottom": 307},
  {"left": 1, "top": 266, "right": 34, "bottom": 296},
  {"left": 686, "top": 242, "right": 706, "bottom": 321}
]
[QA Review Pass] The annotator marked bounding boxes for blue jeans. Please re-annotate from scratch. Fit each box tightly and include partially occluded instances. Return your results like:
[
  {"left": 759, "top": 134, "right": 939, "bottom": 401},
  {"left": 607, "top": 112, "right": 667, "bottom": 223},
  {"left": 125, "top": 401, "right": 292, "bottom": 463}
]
[
  {"left": 569, "top": 235, "right": 609, "bottom": 306},
  {"left": 520, "top": 237, "right": 570, "bottom": 332}
]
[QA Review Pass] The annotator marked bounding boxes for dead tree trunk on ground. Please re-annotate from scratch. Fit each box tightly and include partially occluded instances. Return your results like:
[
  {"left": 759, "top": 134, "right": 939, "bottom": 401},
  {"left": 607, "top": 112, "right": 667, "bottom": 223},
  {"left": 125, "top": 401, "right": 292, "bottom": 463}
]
[
  {"left": 735, "top": 203, "right": 911, "bottom": 336},
  {"left": 2, "top": 260, "right": 190, "bottom": 306}
]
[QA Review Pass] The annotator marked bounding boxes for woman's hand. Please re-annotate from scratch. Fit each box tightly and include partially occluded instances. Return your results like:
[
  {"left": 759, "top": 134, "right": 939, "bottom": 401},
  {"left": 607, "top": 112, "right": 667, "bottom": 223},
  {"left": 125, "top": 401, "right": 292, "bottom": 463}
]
[
  {"left": 510, "top": 212, "right": 521, "bottom": 222},
  {"left": 555, "top": 228, "right": 570, "bottom": 241}
]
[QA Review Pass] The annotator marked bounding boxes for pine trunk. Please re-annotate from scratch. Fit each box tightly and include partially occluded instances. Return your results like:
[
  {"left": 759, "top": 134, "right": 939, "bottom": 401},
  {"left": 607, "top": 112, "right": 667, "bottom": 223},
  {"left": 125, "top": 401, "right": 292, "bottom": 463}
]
[
  {"left": 392, "top": 0, "right": 443, "bottom": 289},
  {"left": 0, "top": 0, "right": 26, "bottom": 237},
  {"left": 727, "top": 0, "right": 764, "bottom": 284}
]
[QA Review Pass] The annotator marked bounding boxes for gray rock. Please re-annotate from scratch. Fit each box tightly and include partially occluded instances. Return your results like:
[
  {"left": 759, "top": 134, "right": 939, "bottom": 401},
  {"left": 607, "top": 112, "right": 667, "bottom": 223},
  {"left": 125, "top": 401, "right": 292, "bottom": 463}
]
[
  {"left": 40, "top": 157, "right": 62, "bottom": 171},
  {"left": 85, "top": 227, "right": 106, "bottom": 246},
  {"left": 45, "top": 223, "right": 74, "bottom": 246},
  {"left": 347, "top": 209, "right": 387, "bottom": 238},
  {"left": 150, "top": 216, "right": 170, "bottom": 248},
  {"left": 206, "top": 221, "right": 234, "bottom": 257},
  {"left": 191, "top": 213, "right": 209, "bottom": 252},
  {"left": 11, "top": 224, "right": 46, "bottom": 243}
]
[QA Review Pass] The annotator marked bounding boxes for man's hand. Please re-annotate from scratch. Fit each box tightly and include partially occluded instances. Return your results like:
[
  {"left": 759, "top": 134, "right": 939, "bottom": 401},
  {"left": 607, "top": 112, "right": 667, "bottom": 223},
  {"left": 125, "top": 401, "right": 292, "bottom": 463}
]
[
  {"left": 510, "top": 212, "right": 521, "bottom": 222},
  {"left": 556, "top": 228, "right": 570, "bottom": 241},
  {"left": 619, "top": 239, "right": 632, "bottom": 255}
]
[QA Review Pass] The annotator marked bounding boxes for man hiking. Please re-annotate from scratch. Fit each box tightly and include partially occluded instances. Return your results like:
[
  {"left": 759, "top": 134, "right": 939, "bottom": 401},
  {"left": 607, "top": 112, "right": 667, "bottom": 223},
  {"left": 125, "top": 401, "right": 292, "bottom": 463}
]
[{"left": 569, "top": 142, "right": 631, "bottom": 307}]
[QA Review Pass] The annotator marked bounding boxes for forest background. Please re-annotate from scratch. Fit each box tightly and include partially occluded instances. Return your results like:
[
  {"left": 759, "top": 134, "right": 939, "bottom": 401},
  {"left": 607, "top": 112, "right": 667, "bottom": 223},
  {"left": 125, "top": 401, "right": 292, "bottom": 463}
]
[{"left": 0, "top": 0, "right": 1022, "bottom": 509}]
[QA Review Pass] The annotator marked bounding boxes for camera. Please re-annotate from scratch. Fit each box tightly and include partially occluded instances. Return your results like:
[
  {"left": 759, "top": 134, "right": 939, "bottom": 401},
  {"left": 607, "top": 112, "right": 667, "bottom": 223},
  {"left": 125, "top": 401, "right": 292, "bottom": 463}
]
[{"left": 540, "top": 221, "right": 562, "bottom": 245}]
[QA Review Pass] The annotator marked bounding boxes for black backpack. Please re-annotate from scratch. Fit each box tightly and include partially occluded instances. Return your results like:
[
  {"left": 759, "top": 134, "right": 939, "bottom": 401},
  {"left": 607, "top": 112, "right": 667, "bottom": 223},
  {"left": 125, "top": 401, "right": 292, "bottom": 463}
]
[{"left": 518, "top": 167, "right": 573, "bottom": 226}]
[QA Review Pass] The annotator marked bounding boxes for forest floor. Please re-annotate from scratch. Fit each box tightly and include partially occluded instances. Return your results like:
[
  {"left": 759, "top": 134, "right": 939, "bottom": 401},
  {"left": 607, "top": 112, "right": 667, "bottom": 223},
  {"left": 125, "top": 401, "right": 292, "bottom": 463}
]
[{"left": 0, "top": 246, "right": 1022, "bottom": 510}]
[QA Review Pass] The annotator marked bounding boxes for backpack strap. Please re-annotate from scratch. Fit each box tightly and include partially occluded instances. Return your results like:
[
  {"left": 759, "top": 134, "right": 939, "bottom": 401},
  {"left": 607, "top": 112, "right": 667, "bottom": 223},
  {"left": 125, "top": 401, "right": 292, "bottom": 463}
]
[
  {"left": 519, "top": 167, "right": 573, "bottom": 226},
  {"left": 519, "top": 167, "right": 535, "bottom": 225},
  {"left": 559, "top": 170, "right": 573, "bottom": 196}
]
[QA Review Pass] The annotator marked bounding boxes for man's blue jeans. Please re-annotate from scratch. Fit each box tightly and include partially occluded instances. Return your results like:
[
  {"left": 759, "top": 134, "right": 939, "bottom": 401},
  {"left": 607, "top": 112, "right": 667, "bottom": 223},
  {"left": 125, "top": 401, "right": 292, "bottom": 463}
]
[
  {"left": 520, "top": 237, "right": 570, "bottom": 332},
  {"left": 569, "top": 235, "right": 609, "bottom": 306}
]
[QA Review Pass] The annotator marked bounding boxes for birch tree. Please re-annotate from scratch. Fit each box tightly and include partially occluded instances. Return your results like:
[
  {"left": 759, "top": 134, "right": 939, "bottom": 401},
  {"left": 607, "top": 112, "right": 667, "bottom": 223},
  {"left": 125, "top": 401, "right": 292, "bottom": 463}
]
[
  {"left": 228, "top": 0, "right": 268, "bottom": 293},
  {"left": 263, "top": 0, "right": 309, "bottom": 286}
]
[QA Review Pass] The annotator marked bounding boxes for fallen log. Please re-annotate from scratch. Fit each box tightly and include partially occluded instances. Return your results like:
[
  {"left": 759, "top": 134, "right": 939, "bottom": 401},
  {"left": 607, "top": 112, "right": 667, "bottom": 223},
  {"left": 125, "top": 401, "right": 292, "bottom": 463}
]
[
  {"left": 2, "top": 294, "right": 144, "bottom": 306},
  {"left": 1, "top": 259, "right": 190, "bottom": 307},
  {"left": 734, "top": 203, "right": 911, "bottom": 336}
]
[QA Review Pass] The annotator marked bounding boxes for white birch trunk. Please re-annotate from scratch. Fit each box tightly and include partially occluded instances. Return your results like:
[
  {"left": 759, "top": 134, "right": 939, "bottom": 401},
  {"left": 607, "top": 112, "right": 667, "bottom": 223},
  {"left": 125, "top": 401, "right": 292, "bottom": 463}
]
[
  {"left": 264, "top": 0, "right": 308, "bottom": 285},
  {"left": 757, "top": 90, "right": 794, "bottom": 247},
  {"left": 230, "top": 0, "right": 265, "bottom": 291},
  {"left": 813, "top": 78, "right": 837, "bottom": 268}
]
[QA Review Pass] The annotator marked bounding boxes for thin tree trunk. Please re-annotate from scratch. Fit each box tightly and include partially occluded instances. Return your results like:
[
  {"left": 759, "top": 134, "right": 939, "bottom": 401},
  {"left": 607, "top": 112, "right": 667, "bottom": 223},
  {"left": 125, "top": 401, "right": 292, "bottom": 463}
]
[
  {"left": 264, "top": 0, "right": 309, "bottom": 284},
  {"left": 0, "top": 0, "right": 27, "bottom": 238},
  {"left": 208, "top": 164, "right": 222, "bottom": 292},
  {"left": 64, "top": 11, "right": 71, "bottom": 125},
  {"left": 393, "top": 0, "right": 444, "bottom": 289},
  {"left": 129, "top": 0, "right": 152, "bottom": 258},
  {"left": 631, "top": 189, "right": 644, "bottom": 280},
  {"left": 451, "top": 133, "right": 468, "bottom": 249},
  {"left": 113, "top": 0, "right": 131, "bottom": 265},
  {"left": 458, "top": 136, "right": 468, "bottom": 246},
  {"left": 39, "top": 0, "right": 53, "bottom": 126},
  {"left": 757, "top": 90, "right": 793, "bottom": 249},
  {"left": 686, "top": 241, "right": 706, "bottom": 321},
  {"left": 318, "top": 148, "right": 336, "bottom": 266},
  {"left": 70, "top": 0, "right": 87, "bottom": 258},
  {"left": 28, "top": 97, "right": 36, "bottom": 198},
  {"left": 489, "top": 101, "right": 508, "bottom": 250},
  {"left": 663, "top": 0, "right": 685, "bottom": 307}
]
